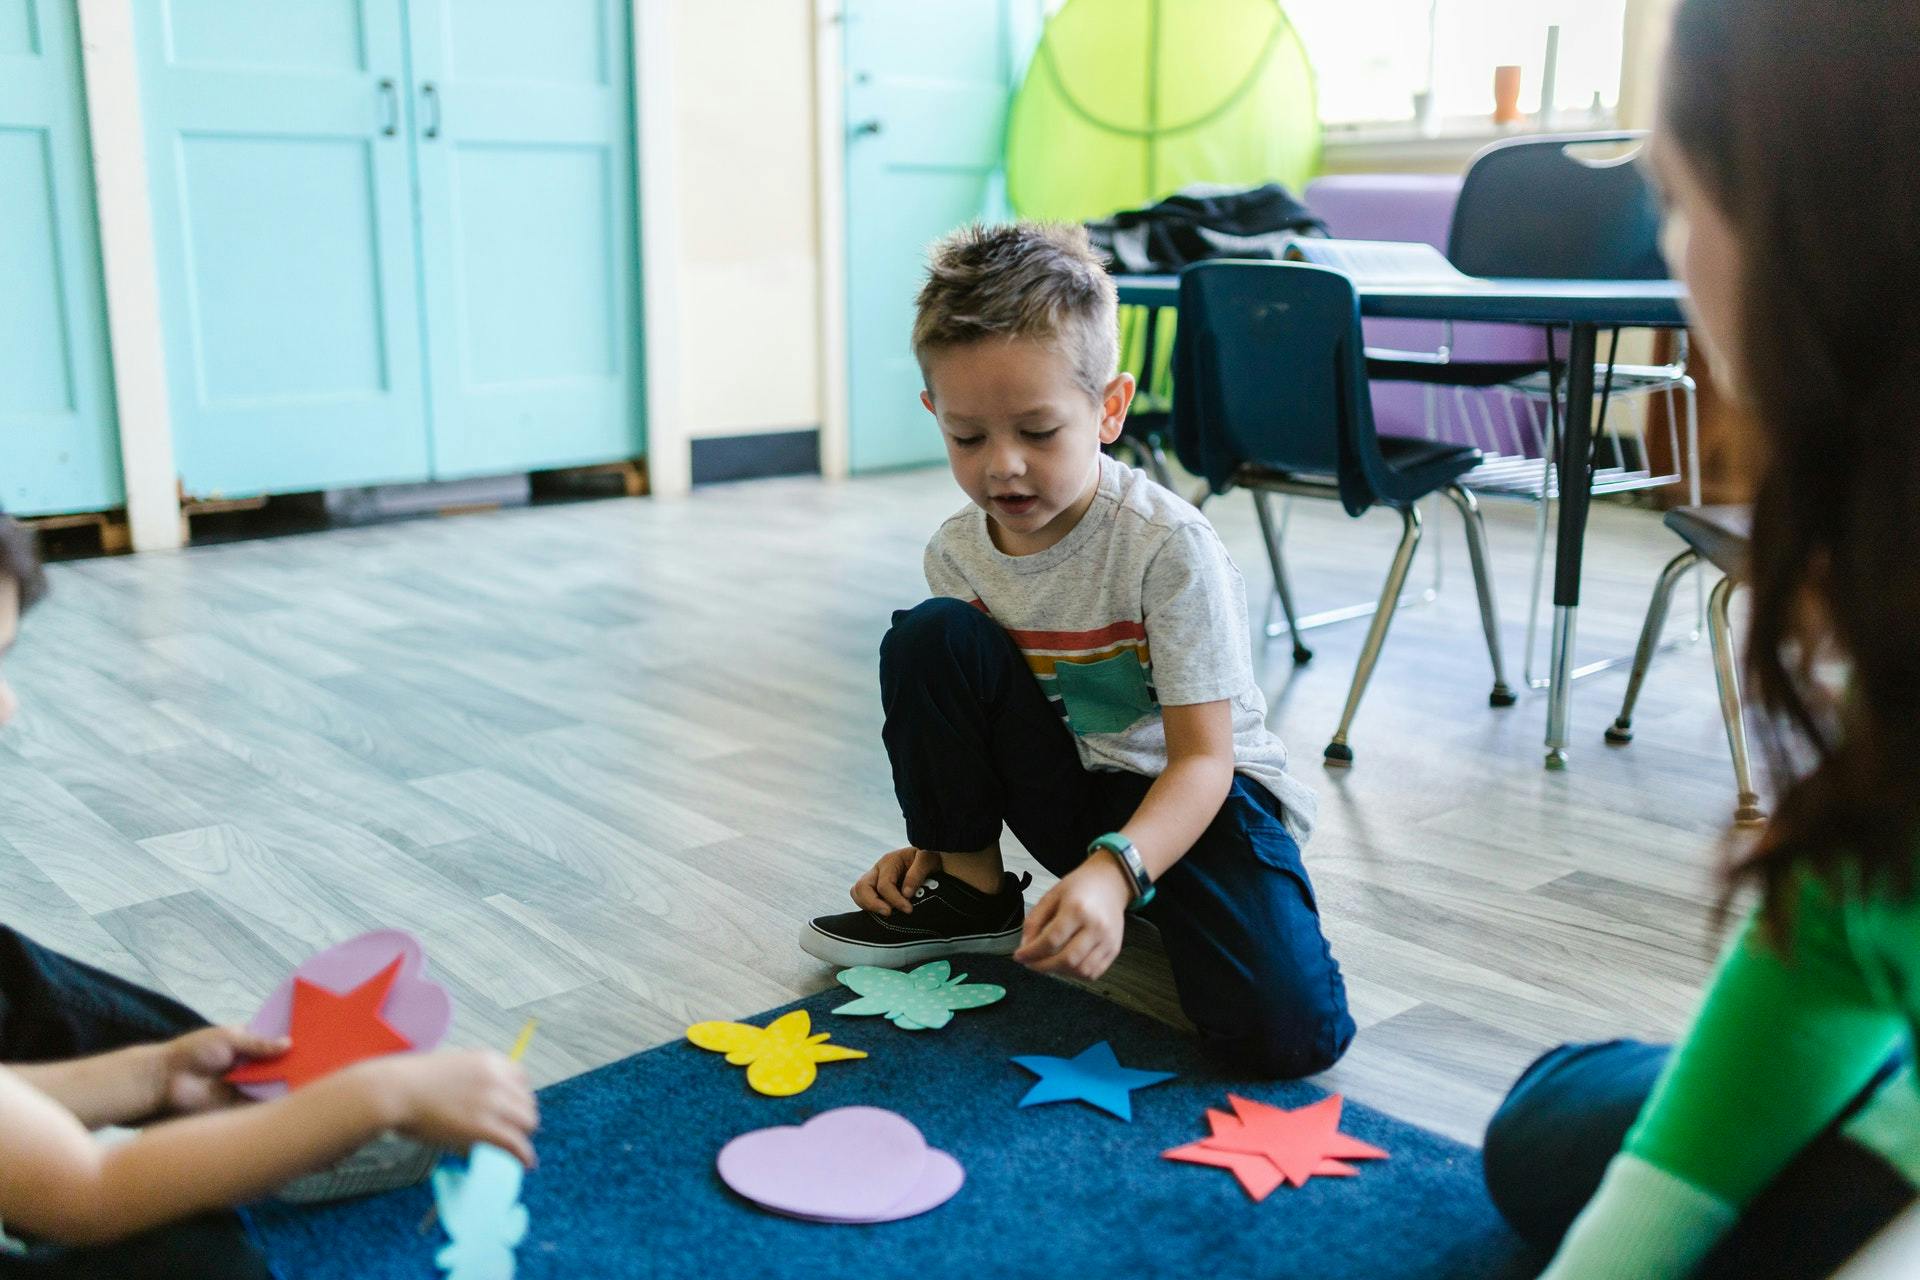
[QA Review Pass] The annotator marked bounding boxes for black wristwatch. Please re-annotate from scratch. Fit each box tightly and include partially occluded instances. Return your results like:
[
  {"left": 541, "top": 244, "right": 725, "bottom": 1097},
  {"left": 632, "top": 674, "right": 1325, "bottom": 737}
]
[{"left": 1089, "top": 832, "right": 1154, "bottom": 910}]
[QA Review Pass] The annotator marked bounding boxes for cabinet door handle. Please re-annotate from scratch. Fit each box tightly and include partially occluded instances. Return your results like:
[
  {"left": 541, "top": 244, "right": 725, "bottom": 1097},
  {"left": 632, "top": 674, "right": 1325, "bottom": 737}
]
[
  {"left": 377, "top": 78, "right": 398, "bottom": 136},
  {"left": 421, "top": 82, "right": 441, "bottom": 139}
]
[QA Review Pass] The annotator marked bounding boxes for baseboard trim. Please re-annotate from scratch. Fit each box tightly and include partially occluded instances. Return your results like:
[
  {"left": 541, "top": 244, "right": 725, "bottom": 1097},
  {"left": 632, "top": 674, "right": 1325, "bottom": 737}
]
[{"left": 690, "top": 428, "right": 821, "bottom": 485}]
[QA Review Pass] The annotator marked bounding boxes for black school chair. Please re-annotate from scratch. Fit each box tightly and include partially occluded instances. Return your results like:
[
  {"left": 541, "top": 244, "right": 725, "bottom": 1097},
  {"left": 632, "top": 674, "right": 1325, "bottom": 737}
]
[
  {"left": 1605, "top": 505, "right": 1764, "bottom": 825},
  {"left": 1364, "top": 130, "right": 1668, "bottom": 388},
  {"left": 1365, "top": 132, "right": 1702, "bottom": 692},
  {"left": 1171, "top": 259, "right": 1514, "bottom": 766}
]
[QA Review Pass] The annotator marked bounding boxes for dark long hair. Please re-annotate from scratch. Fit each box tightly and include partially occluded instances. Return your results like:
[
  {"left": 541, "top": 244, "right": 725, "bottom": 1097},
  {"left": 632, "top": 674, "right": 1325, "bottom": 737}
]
[
  {"left": 0, "top": 516, "right": 47, "bottom": 613},
  {"left": 1664, "top": 0, "right": 1920, "bottom": 931}
]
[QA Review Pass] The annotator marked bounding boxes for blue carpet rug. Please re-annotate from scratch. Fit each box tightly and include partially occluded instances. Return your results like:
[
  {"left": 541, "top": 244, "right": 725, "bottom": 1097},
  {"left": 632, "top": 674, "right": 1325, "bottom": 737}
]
[{"left": 251, "top": 959, "right": 1537, "bottom": 1280}]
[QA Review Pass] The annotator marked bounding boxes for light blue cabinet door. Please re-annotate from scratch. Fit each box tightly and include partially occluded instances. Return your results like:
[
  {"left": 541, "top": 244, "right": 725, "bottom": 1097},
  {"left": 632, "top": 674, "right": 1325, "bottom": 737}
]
[
  {"left": 135, "top": 0, "right": 431, "bottom": 498},
  {"left": 0, "top": 0, "right": 123, "bottom": 515},
  {"left": 405, "top": 0, "right": 641, "bottom": 479},
  {"left": 844, "top": 0, "right": 1035, "bottom": 474}
]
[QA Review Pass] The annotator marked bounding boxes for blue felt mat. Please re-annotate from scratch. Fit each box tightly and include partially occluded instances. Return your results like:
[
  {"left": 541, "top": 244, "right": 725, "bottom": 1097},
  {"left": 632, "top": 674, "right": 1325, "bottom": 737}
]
[{"left": 251, "top": 959, "right": 1537, "bottom": 1280}]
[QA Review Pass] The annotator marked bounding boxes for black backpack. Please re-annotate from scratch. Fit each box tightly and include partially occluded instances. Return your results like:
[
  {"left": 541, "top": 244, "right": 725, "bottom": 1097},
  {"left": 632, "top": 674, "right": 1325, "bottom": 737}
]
[{"left": 1088, "top": 183, "right": 1326, "bottom": 275}]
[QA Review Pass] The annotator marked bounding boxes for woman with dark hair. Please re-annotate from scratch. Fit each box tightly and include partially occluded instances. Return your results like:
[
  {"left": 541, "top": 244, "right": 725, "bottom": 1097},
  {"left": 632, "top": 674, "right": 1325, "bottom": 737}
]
[{"left": 1481, "top": 1, "right": 1920, "bottom": 1276}]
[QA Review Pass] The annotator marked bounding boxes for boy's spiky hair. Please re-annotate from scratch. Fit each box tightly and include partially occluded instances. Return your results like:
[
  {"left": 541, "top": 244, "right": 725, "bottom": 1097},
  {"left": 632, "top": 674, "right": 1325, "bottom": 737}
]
[
  {"left": 0, "top": 515, "right": 48, "bottom": 613},
  {"left": 911, "top": 222, "right": 1119, "bottom": 400}
]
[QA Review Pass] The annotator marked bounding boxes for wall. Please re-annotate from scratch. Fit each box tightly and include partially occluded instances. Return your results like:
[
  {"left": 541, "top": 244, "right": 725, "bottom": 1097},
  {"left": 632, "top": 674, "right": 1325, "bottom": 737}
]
[
  {"left": 660, "top": 0, "right": 1679, "bottom": 481},
  {"left": 79, "top": 0, "right": 1677, "bottom": 534},
  {"left": 670, "top": 0, "right": 821, "bottom": 442},
  {"left": 1617, "top": 0, "right": 1677, "bottom": 130}
]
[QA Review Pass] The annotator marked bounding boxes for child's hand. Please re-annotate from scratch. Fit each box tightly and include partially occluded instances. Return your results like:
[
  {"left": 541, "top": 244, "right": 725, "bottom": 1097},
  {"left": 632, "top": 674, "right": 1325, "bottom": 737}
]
[
  {"left": 851, "top": 847, "right": 942, "bottom": 916},
  {"left": 159, "top": 1026, "right": 291, "bottom": 1115},
  {"left": 1012, "top": 857, "right": 1132, "bottom": 980},
  {"left": 355, "top": 1050, "right": 539, "bottom": 1168}
]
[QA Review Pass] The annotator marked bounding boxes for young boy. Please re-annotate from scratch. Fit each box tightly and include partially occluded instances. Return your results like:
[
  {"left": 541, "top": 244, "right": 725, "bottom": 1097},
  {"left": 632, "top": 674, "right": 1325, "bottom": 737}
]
[
  {"left": 800, "top": 223, "right": 1354, "bottom": 1079},
  {"left": 0, "top": 514, "right": 537, "bottom": 1278}
]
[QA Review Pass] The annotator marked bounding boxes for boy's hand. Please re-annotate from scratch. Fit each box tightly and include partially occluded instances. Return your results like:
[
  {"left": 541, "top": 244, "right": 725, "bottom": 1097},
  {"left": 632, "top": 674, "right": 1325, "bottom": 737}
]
[
  {"left": 355, "top": 1050, "right": 539, "bottom": 1168},
  {"left": 158, "top": 1026, "right": 291, "bottom": 1115},
  {"left": 851, "top": 847, "right": 942, "bottom": 916},
  {"left": 1013, "top": 857, "right": 1132, "bottom": 980}
]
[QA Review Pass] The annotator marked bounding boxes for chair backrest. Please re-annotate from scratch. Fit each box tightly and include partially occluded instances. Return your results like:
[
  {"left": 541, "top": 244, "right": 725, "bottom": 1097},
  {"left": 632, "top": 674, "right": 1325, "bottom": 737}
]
[
  {"left": 1449, "top": 132, "right": 1667, "bottom": 281},
  {"left": 1171, "top": 260, "right": 1389, "bottom": 515},
  {"left": 1303, "top": 172, "right": 1548, "bottom": 448}
]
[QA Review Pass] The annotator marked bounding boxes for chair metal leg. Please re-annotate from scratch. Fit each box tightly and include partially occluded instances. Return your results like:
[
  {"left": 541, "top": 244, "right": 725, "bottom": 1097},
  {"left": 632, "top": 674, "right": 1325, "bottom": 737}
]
[
  {"left": 1443, "top": 484, "right": 1516, "bottom": 706},
  {"left": 1521, "top": 409, "right": 1557, "bottom": 690},
  {"left": 1252, "top": 491, "right": 1312, "bottom": 665},
  {"left": 1707, "top": 574, "right": 1766, "bottom": 826},
  {"left": 1682, "top": 376, "right": 1706, "bottom": 639},
  {"left": 1606, "top": 548, "right": 1700, "bottom": 745},
  {"left": 1144, "top": 437, "right": 1177, "bottom": 491},
  {"left": 1324, "top": 504, "right": 1423, "bottom": 768}
]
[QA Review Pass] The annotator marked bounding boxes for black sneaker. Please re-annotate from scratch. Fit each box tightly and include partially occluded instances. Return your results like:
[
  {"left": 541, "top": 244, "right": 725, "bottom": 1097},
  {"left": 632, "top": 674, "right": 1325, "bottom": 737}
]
[{"left": 799, "top": 871, "right": 1033, "bottom": 968}]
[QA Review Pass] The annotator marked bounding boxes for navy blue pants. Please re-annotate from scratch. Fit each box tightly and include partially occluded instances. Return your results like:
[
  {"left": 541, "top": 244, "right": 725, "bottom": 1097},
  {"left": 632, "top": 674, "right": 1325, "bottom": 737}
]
[
  {"left": 0, "top": 928, "right": 272, "bottom": 1280},
  {"left": 1484, "top": 1039, "right": 1915, "bottom": 1278},
  {"left": 880, "top": 598, "right": 1354, "bottom": 1079}
]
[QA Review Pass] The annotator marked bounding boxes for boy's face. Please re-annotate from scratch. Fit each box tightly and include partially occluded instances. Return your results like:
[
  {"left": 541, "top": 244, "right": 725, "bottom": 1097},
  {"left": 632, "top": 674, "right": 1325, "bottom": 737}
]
[
  {"left": 921, "top": 336, "right": 1133, "bottom": 555},
  {"left": 0, "top": 578, "right": 17, "bottom": 729}
]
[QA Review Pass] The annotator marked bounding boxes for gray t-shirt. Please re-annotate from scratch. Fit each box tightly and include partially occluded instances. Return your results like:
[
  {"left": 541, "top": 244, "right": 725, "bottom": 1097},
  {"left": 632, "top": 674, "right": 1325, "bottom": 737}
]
[{"left": 924, "top": 453, "right": 1317, "bottom": 842}]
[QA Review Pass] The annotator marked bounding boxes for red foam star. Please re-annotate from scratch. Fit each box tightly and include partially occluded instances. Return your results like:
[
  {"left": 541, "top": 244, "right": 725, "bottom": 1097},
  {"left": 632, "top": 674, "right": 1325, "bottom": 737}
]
[
  {"left": 1162, "top": 1094, "right": 1387, "bottom": 1201},
  {"left": 226, "top": 957, "right": 415, "bottom": 1090}
]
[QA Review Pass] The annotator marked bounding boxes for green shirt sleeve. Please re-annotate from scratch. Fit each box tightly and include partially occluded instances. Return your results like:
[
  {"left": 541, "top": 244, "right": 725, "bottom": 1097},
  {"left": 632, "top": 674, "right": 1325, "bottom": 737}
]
[
  {"left": 1622, "top": 871, "right": 1905, "bottom": 1207},
  {"left": 1540, "top": 1154, "right": 1737, "bottom": 1280}
]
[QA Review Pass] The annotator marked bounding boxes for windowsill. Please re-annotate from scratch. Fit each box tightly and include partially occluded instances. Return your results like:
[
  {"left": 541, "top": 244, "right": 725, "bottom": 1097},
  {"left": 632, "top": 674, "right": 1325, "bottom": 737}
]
[{"left": 1320, "top": 114, "right": 1622, "bottom": 173}]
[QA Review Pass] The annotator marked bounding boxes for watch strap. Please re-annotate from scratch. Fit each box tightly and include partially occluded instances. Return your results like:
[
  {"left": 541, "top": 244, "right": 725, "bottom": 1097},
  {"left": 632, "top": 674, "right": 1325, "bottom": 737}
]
[{"left": 1088, "top": 832, "right": 1154, "bottom": 909}]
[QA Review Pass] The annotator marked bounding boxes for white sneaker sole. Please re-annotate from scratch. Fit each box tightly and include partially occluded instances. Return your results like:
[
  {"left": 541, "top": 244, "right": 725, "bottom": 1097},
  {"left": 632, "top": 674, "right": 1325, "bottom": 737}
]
[
  {"left": 274, "top": 1131, "right": 437, "bottom": 1204},
  {"left": 797, "top": 920, "right": 1023, "bottom": 969}
]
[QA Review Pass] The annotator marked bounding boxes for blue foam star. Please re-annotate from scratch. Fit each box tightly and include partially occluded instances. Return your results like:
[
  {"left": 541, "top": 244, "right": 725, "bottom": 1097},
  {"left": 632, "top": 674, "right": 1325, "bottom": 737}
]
[{"left": 1010, "top": 1040, "right": 1176, "bottom": 1121}]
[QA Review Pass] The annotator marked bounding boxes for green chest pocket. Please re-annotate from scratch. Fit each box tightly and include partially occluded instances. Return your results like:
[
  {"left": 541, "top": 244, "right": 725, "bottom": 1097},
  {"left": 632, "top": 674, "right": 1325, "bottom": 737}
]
[{"left": 1053, "top": 651, "right": 1157, "bottom": 736}]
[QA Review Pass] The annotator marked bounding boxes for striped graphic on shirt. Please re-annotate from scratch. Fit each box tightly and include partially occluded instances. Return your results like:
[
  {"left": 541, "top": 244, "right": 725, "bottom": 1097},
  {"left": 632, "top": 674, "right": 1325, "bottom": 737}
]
[{"left": 971, "top": 601, "right": 1157, "bottom": 728}]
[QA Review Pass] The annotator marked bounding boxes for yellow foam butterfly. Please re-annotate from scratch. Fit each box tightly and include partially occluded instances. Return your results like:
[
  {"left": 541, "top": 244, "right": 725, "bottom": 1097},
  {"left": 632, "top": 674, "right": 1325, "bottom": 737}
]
[{"left": 685, "top": 1010, "right": 867, "bottom": 1097}]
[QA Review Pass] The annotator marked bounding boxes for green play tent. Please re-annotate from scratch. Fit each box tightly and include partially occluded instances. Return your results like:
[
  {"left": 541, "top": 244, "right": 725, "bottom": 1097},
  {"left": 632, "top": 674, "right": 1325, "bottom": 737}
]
[
  {"left": 1004, "top": 0, "right": 1321, "bottom": 224},
  {"left": 1005, "top": 0, "right": 1321, "bottom": 423}
]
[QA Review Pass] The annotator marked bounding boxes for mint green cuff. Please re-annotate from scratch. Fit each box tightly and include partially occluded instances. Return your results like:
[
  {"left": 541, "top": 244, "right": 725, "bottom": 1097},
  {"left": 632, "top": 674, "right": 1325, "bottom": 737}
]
[
  {"left": 1842, "top": 1065, "right": 1920, "bottom": 1187},
  {"left": 1540, "top": 1154, "right": 1738, "bottom": 1280}
]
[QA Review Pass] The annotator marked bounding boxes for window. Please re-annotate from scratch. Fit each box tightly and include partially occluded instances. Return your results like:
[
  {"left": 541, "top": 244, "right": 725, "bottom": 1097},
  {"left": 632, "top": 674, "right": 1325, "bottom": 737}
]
[{"left": 1287, "top": 0, "right": 1628, "bottom": 133}]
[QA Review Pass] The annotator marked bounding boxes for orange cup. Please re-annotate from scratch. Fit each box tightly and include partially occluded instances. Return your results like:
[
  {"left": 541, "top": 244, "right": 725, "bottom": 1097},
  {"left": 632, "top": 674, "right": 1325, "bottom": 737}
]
[{"left": 1493, "top": 65, "right": 1524, "bottom": 124}]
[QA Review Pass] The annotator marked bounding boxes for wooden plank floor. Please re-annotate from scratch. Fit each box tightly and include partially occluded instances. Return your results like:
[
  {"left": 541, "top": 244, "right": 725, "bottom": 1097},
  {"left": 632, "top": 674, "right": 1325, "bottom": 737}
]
[{"left": 0, "top": 466, "right": 1747, "bottom": 1145}]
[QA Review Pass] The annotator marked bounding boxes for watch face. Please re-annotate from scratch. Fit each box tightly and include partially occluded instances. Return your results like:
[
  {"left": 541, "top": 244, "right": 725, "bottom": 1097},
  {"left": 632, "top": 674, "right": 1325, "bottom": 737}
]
[{"left": 1092, "top": 838, "right": 1144, "bottom": 887}]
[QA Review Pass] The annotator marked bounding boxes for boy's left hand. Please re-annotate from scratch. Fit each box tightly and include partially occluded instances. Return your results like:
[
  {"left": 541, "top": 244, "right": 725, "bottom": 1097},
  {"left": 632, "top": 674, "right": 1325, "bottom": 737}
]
[
  {"left": 1013, "top": 857, "right": 1132, "bottom": 980},
  {"left": 157, "top": 1026, "right": 291, "bottom": 1115}
]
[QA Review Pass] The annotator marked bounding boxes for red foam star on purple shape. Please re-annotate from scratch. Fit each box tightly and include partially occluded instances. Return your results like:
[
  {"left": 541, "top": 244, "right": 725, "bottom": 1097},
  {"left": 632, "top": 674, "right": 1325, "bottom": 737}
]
[{"left": 226, "top": 956, "right": 414, "bottom": 1090}]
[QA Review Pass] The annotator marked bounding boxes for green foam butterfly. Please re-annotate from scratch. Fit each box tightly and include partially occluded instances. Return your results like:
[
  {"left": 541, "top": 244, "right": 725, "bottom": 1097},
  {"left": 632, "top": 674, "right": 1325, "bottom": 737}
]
[{"left": 832, "top": 960, "right": 1007, "bottom": 1031}]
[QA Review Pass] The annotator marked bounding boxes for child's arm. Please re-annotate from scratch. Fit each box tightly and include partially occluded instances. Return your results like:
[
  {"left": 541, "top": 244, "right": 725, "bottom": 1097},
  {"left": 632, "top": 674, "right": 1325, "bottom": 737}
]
[
  {"left": 1109, "top": 698, "right": 1237, "bottom": 881},
  {"left": 0, "top": 1049, "right": 536, "bottom": 1247},
  {"left": 1015, "top": 698, "right": 1235, "bottom": 980},
  {"left": 10, "top": 1027, "right": 288, "bottom": 1129}
]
